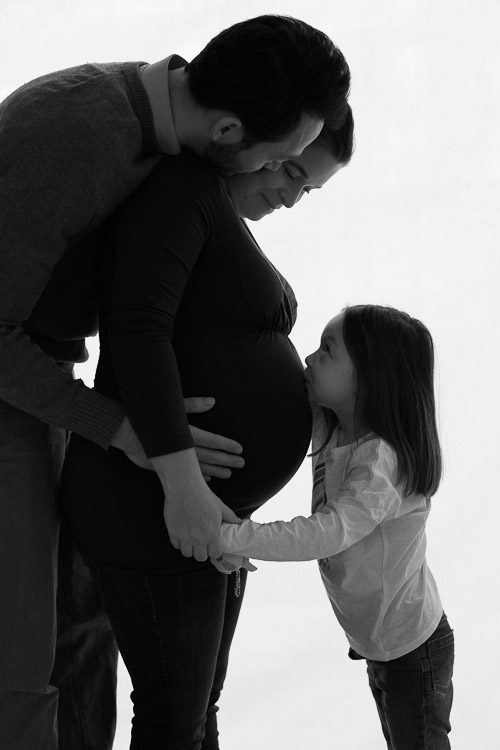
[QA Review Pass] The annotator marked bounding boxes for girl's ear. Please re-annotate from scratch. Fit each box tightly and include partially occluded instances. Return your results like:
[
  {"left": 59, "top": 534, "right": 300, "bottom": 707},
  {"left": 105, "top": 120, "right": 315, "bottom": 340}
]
[{"left": 211, "top": 116, "right": 245, "bottom": 144}]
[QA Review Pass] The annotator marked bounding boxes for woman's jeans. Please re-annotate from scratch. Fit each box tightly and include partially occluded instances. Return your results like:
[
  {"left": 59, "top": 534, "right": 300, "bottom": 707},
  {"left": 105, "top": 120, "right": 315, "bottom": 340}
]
[
  {"left": 351, "top": 612, "right": 454, "bottom": 749},
  {"left": 96, "top": 561, "right": 247, "bottom": 750}
]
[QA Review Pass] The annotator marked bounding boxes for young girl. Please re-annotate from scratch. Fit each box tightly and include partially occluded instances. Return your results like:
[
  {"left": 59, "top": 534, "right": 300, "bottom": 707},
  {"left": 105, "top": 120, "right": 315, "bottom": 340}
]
[{"left": 220, "top": 304, "right": 454, "bottom": 750}]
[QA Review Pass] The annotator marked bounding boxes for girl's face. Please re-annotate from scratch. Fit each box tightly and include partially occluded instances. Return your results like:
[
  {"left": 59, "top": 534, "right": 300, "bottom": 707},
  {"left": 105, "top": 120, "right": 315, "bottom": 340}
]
[
  {"left": 225, "top": 143, "right": 343, "bottom": 220},
  {"left": 304, "top": 313, "right": 357, "bottom": 414}
]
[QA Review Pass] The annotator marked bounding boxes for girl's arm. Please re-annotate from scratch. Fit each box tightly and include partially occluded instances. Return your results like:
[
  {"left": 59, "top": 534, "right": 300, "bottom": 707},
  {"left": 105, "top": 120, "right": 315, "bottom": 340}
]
[{"left": 222, "top": 441, "right": 401, "bottom": 561}]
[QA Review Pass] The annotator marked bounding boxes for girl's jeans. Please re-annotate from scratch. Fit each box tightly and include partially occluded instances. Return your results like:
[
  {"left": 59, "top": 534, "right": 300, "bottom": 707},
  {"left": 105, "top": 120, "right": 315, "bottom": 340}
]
[
  {"left": 95, "top": 562, "right": 247, "bottom": 750},
  {"left": 350, "top": 612, "right": 454, "bottom": 749}
]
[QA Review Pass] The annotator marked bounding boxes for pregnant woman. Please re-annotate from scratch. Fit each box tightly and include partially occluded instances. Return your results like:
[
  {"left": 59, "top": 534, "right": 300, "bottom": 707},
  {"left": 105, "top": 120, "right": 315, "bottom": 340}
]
[{"left": 60, "top": 111, "right": 353, "bottom": 749}]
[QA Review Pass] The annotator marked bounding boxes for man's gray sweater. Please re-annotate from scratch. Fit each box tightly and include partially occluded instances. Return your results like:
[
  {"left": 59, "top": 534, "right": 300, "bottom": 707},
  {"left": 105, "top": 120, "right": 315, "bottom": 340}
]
[{"left": 0, "top": 62, "right": 162, "bottom": 447}]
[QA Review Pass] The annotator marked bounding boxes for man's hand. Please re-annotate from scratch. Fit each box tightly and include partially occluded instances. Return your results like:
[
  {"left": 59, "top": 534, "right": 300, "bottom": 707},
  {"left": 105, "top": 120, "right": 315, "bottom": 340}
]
[
  {"left": 110, "top": 398, "right": 245, "bottom": 481},
  {"left": 184, "top": 397, "right": 245, "bottom": 480}
]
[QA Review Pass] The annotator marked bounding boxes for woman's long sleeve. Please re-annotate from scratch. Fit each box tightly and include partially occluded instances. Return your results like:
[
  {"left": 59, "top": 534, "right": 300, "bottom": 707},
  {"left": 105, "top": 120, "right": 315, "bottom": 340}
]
[{"left": 108, "top": 158, "right": 218, "bottom": 457}]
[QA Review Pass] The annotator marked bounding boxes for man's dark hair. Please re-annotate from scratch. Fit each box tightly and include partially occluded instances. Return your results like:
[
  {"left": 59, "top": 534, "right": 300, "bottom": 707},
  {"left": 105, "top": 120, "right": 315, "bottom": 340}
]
[{"left": 186, "top": 15, "right": 350, "bottom": 143}]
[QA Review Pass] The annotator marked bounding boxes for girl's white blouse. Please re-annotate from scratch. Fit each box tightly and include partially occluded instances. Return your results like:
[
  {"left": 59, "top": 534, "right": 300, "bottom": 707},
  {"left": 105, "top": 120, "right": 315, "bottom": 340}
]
[{"left": 222, "top": 413, "right": 443, "bottom": 661}]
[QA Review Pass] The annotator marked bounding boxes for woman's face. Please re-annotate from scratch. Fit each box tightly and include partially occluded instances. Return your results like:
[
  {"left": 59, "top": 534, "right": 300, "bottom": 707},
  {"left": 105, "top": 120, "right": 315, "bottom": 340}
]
[{"left": 225, "top": 144, "right": 343, "bottom": 221}]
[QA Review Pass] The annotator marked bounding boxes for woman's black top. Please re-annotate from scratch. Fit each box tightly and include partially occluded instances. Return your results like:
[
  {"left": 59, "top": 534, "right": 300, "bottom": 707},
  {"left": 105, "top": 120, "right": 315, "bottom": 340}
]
[{"left": 61, "top": 153, "right": 312, "bottom": 572}]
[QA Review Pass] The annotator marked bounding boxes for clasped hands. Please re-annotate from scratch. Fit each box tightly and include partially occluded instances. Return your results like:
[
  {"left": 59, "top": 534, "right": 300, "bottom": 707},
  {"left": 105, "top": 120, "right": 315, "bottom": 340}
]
[
  {"left": 211, "top": 554, "right": 257, "bottom": 575},
  {"left": 112, "top": 396, "right": 256, "bottom": 573}
]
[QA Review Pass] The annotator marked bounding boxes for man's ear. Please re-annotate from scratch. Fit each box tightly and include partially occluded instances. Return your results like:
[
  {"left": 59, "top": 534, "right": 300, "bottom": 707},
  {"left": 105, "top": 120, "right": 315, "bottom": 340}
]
[{"left": 211, "top": 116, "right": 245, "bottom": 145}]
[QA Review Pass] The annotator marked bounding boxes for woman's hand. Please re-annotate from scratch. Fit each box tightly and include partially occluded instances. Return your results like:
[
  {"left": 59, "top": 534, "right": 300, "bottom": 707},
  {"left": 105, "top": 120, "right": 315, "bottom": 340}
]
[
  {"left": 163, "top": 492, "right": 241, "bottom": 561},
  {"left": 152, "top": 448, "right": 242, "bottom": 561}
]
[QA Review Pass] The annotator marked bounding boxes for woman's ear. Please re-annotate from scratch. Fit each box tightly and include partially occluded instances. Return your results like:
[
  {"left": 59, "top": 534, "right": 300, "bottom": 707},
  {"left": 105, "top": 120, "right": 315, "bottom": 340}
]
[{"left": 211, "top": 116, "right": 245, "bottom": 145}]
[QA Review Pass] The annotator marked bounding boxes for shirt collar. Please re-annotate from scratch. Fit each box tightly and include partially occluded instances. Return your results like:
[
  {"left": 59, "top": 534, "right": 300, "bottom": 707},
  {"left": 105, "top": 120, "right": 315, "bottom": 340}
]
[{"left": 140, "top": 54, "right": 186, "bottom": 155}]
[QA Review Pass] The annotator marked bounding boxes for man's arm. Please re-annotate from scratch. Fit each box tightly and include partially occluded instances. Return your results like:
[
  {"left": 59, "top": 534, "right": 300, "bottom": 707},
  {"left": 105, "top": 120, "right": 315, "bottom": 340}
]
[
  {"left": 0, "top": 64, "right": 153, "bottom": 446},
  {"left": 0, "top": 322, "right": 126, "bottom": 448}
]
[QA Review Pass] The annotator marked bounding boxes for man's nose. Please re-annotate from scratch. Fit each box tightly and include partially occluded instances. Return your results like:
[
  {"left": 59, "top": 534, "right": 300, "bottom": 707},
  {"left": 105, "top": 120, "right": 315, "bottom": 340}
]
[{"left": 305, "top": 352, "right": 314, "bottom": 367}]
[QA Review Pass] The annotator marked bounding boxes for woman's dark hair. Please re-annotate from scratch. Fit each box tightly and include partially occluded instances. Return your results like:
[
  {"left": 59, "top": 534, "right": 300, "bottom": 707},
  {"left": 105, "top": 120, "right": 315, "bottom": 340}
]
[
  {"left": 320, "top": 305, "right": 442, "bottom": 498},
  {"left": 186, "top": 15, "right": 350, "bottom": 143},
  {"left": 315, "top": 104, "right": 354, "bottom": 165}
]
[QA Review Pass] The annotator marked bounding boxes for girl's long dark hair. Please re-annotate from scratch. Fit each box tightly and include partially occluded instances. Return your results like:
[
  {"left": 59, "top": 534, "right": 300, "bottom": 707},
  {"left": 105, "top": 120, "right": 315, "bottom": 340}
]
[{"left": 320, "top": 305, "right": 442, "bottom": 498}]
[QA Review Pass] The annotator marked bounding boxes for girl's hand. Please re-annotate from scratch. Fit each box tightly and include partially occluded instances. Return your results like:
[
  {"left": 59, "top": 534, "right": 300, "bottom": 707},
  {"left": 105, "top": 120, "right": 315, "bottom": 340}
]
[{"left": 210, "top": 553, "right": 258, "bottom": 574}]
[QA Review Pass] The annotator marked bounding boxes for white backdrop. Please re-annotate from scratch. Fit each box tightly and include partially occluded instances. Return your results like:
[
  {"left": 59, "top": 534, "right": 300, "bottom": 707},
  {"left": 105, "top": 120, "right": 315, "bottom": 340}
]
[{"left": 2, "top": 1, "right": 500, "bottom": 747}]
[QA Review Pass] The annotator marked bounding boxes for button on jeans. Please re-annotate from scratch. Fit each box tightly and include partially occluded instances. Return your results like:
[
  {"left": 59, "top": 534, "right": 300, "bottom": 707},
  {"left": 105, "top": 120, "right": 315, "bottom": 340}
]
[{"left": 352, "top": 612, "right": 454, "bottom": 749}]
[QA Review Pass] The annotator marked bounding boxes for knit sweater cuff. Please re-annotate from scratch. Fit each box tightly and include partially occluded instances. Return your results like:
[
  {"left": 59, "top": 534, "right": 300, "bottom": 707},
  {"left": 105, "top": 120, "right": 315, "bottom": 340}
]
[{"left": 69, "top": 389, "right": 126, "bottom": 449}]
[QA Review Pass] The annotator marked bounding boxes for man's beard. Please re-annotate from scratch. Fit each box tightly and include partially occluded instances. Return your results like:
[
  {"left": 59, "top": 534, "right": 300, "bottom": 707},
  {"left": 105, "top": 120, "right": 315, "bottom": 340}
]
[{"left": 200, "top": 138, "right": 254, "bottom": 175}]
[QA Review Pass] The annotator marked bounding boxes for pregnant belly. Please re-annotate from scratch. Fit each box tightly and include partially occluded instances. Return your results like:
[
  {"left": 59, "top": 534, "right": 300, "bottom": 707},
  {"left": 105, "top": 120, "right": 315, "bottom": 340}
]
[
  {"left": 186, "top": 390, "right": 311, "bottom": 517},
  {"left": 62, "top": 387, "right": 310, "bottom": 574},
  {"left": 176, "top": 324, "right": 312, "bottom": 515},
  {"left": 61, "top": 327, "right": 311, "bottom": 571}
]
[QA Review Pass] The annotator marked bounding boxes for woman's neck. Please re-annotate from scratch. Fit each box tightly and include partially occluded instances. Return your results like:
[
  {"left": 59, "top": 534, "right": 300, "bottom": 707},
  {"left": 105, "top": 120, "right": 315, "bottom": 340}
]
[{"left": 219, "top": 177, "right": 239, "bottom": 215}]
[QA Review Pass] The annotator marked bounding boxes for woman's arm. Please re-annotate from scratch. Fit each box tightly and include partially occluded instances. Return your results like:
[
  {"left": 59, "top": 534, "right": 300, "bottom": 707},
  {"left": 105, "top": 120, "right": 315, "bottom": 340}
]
[
  {"left": 108, "top": 156, "right": 240, "bottom": 559},
  {"left": 110, "top": 398, "right": 245, "bottom": 480}
]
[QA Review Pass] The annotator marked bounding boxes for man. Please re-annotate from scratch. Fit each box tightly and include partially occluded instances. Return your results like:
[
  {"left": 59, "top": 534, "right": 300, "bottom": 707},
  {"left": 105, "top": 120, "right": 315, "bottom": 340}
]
[{"left": 0, "top": 14, "right": 350, "bottom": 749}]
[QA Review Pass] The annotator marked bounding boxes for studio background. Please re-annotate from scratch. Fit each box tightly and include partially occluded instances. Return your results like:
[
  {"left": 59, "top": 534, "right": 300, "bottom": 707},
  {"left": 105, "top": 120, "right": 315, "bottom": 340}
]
[{"left": 2, "top": 1, "right": 499, "bottom": 747}]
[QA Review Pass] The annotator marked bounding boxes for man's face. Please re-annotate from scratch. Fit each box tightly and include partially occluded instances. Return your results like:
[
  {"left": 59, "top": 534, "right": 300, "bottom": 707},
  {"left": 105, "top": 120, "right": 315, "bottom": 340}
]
[{"left": 202, "top": 114, "right": 323, "bottom": 175}]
